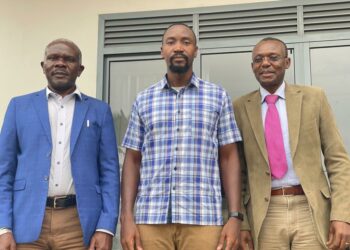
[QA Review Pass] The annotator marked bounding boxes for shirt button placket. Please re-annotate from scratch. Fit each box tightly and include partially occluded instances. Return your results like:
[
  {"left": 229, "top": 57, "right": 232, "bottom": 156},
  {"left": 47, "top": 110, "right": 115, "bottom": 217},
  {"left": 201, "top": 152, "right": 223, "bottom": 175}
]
[
  {"left": 172, "top": 93, "right": 181, "bottom": 214},
  {"left": 55, "top": 99, "right": 66, "bottom": 192}
]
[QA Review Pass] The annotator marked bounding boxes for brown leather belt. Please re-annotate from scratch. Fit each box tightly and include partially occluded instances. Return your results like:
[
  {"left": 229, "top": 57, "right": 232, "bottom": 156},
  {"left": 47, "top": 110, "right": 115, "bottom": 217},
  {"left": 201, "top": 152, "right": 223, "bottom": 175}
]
[
  {"left": 271, "top": 185, "right": 304, "bottom": 196},
  {"left": 46, "top": 195, "right": 76, "bottom": 208}
]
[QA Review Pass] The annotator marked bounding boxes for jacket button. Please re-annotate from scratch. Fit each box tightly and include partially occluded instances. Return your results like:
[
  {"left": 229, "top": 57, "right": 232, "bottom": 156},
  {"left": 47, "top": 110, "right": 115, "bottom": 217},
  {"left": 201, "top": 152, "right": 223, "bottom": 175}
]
[
  {"left": 44, "top": 176, "right": 49, "bottom": 181},
  {"left": 265, "top": 171, "right": 270, "bottom": 176},
  {"left": 264, "top": 197, "right": 269, "bottom": 202}
]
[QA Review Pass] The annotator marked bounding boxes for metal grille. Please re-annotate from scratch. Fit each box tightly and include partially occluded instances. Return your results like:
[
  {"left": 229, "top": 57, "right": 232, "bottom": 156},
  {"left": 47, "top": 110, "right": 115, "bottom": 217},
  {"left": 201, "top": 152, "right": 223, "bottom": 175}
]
[
  {"left": 102, "top": 1, "right": 350, "bottom": 48},
  {"left": 304, "top": 2, "right": 350, "bottom": 33},
  {"left": 198, "top": 6, "right": 298, "bottom": 42},
  {"left": 104, "top": 15, "right": 193, "bottom": 47}
]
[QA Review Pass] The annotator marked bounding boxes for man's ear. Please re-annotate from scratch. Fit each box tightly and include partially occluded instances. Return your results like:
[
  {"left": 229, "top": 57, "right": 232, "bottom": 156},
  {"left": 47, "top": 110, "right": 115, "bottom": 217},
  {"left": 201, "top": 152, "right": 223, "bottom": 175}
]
[
  {"left": 77, "top": 65, "right": 85, "bottom": 77},
  {"left": 160, "top": 46, "right": 164, "bottom": 58},
  {"left": 194, "top": 46, "right": 198, "bottom": 58},
  {"left": 40, "top": 61, "right": 44, "bottom": 72},
  {"left": 284, "top": 57, "right": 291, "bottom": 69}
]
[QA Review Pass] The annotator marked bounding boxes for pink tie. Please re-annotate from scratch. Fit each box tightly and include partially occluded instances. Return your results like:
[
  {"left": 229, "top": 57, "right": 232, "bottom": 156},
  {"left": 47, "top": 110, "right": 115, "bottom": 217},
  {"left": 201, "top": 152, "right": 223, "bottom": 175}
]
[{"left": 264, "top": 95, "right": 288, "bottom": 179}]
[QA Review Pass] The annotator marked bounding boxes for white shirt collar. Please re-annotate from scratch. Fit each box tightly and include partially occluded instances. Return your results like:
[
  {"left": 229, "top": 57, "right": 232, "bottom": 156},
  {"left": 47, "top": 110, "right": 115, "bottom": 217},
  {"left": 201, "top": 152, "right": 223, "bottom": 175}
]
[
  {"left": 260, "top": 82, "right": 286, "bottom": 104},
  {"left": 46, "top": 87, "right": 82, "bottom": 100}
]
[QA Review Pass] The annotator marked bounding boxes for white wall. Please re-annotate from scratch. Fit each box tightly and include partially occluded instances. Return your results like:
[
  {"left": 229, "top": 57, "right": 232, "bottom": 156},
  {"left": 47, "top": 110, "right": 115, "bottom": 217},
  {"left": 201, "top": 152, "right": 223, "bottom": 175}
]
[{"left": 0, "top": 0, "right": 276, "bottom": 126}]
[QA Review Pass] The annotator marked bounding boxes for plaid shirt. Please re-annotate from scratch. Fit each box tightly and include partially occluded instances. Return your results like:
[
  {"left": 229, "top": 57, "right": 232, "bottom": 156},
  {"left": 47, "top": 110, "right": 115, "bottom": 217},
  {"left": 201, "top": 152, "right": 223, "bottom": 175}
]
[{"left": 122, "top": 74, "right": 241, "bottom": 225}]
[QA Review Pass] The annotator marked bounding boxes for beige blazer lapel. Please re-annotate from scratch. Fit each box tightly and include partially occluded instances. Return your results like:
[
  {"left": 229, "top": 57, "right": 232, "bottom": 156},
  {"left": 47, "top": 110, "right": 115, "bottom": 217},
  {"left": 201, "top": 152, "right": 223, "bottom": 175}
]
[
  {"left": 244, "top": 91, "right": 269, "bottom": 164},
  {"left": 285, "top": 85, "right": 303, "bottom": 159}
]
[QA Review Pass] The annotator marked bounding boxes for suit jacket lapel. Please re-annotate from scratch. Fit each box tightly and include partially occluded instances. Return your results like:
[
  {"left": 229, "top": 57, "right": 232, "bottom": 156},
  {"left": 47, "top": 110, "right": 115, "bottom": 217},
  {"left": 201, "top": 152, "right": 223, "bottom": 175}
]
[
  {"left": 245, "top": 91, "right": 269, "bottom": 164},
  {"left": 32, "top": 89, "right": 52, "bottom": 146},
  {"left": 70, "top": 94, "right": 89, "bottom": 155},
  {"left": 285, "top": 85, "right": 303, "bottom": 159}
]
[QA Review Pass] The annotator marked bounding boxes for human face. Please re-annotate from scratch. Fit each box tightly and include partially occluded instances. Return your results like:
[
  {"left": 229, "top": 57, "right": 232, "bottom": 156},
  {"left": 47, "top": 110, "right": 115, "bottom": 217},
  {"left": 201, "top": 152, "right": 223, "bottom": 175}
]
[
  {"left": 41, "top": 42, "right": 84, "bottom": 96},
  {"left": 161, "top": 25, "right": 198, "bottom": 74},
  {"left": 251, "top": 40, "right": 290, "bottom": 93}
]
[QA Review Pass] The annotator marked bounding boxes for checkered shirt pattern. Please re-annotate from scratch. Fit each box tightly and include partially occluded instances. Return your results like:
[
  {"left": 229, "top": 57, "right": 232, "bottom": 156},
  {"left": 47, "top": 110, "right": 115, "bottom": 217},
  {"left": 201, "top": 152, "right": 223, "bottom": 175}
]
[{"left": 122, "top": 74, "right": 242, "bottom": 225}]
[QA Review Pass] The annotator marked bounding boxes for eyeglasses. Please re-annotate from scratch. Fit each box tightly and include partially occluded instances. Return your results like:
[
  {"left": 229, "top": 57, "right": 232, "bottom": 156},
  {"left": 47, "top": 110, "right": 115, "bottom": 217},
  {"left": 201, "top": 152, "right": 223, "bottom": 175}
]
[{"left": 252, "top": 55, "right": 286, "bottom": 64}]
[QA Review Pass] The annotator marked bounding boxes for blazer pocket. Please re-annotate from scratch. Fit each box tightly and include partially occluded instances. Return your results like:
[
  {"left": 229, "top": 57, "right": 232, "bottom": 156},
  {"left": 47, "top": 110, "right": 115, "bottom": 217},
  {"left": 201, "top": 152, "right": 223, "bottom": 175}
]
[
  {"left": 320, "top": 185, "right": 331, "bottom": 199},
  {"left": 95, "top": 185, "right": 101, "bottom": 194},
  {"left": 13, "top": 179, "right": 26, "bottom": 191},
  {"left": 84, "top": 120, "right": 101, "bottom": 140},
  {"left": 243, "top": 194, "right": 251, "bottom": 205}
]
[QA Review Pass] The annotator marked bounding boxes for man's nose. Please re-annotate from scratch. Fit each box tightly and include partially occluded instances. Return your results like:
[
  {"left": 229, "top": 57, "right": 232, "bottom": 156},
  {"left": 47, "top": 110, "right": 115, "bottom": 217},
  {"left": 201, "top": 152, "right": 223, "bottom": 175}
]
[
  {"left": 174, "top": 42, "right": 184, "bottom": 52},
  {"left": 261, "top": 57, "right": 271, "bottom": 67},
  {"left": 54, "top": 58, "right": 67, "bottom": 66}
]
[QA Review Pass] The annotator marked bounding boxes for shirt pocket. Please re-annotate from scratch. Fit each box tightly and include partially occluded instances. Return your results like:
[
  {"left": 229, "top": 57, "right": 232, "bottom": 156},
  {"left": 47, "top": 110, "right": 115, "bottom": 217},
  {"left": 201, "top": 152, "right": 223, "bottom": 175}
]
[{"left": 191, "top": 107, "right": 219, "bottom": 138}]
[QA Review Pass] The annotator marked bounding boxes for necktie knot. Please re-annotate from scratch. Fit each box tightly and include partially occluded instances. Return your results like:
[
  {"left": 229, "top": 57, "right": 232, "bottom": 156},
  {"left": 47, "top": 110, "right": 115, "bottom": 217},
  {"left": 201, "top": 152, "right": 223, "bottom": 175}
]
[{"left": 265, "top": 95, "right": 279, "bottom": 104}]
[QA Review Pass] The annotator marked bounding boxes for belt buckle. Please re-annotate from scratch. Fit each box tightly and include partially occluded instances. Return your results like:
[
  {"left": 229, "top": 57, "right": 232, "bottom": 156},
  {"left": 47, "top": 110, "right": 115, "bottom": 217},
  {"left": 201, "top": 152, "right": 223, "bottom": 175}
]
[
  {"left": 53, "top": 195, "right": 67, "bottom": 208},
  {"left": 281, "top": 186, "right": 292, "bottom": 196}
]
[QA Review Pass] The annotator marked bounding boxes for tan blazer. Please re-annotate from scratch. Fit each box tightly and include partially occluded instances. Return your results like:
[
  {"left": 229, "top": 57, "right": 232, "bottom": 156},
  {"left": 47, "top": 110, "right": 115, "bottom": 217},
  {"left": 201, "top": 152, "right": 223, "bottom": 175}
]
[{"left": 233, "top": 84, "right": 350, "bottom": 249}]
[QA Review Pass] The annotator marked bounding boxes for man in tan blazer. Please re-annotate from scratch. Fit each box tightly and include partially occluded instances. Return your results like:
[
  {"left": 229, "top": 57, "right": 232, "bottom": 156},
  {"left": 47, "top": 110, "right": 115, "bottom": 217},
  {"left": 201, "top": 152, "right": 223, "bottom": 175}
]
[{"left": 234, "top": 37, "right": 350, "bottom": 250}]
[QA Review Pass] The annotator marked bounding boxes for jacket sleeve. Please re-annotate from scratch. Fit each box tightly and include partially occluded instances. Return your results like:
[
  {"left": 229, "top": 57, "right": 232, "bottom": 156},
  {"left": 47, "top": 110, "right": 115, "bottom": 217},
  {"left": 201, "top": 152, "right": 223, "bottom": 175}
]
[
  {"left": 0, "top": 98, "right": 19, "bottom": 229},
  {"left": 318, "top": 90, "right": 350, "bottom": 223},
  {"left": 233, "top": 100, "right": 251, "bottom": 231},
  {"left": 238, "top": 142, "right": 251, "bottom": 231},
  {"left": 95, "top": 105, "right": 120, "bottom": 234}
]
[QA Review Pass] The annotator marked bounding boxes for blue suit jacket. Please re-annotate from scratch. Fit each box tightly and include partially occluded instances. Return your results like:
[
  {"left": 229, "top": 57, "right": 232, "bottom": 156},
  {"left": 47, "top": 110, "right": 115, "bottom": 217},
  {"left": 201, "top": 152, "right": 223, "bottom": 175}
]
[{"left": 0, "top": 89, "right": 120, "bottom": 245}]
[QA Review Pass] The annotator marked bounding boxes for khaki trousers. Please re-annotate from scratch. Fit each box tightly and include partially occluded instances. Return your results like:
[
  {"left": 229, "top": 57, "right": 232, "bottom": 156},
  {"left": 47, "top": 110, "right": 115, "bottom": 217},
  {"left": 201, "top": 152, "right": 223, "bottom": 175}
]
[
  {"left": 17, "top": 206, "right": 87, "bottom": 250},
  {"left": 137, "top": 224, "right": 222, "bottom": 250},
  {"left": 258, "top": 195, "right": 326, "bottom": 250}
]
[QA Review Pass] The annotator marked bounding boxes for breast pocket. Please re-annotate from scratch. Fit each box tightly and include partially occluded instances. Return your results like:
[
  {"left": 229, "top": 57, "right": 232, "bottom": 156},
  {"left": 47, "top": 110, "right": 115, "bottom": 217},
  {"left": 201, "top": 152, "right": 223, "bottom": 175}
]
[
  {"left": 192, "top": 108, "right": 219, "bottom": 138},
  {"left": 84, "top": 119, "right": 101, "bottom": 141}
]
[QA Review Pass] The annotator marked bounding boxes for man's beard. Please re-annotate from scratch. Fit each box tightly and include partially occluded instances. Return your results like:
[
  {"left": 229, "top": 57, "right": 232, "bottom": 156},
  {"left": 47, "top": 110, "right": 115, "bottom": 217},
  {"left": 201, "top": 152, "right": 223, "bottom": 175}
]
[
  {"left": 169, "top": 54, "right": 190, "bottom": 74},
  {"left": 48, "top": 78, "right": 76, "bottom": 94}
]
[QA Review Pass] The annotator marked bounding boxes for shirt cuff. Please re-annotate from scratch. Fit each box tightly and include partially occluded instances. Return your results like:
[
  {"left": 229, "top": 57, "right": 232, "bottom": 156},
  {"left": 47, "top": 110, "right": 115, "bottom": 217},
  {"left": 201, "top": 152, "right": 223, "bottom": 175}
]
[
  {"left": 96, "top": 229, "right": 114, "bottom": 236},
  {"left": 0, "top": 228, "right": 12, "bottom": 236}
]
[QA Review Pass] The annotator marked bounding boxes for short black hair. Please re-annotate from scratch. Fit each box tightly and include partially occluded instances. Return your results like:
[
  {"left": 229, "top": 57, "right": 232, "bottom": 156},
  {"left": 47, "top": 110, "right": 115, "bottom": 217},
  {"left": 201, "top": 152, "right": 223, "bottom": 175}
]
[
  {"left": 161, "top": 23, "right": 197, "bottom": 45},
  {"left": 256, "top": 37, "right": 288, "bottom": 57},
  {"left": 44, "top": 38, "right": 82, "bottom": 64}
]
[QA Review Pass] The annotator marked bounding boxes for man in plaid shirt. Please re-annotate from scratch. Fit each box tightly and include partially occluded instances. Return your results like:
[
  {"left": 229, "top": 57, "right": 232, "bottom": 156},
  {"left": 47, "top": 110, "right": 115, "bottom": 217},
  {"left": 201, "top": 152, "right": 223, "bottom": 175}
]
[{"left": 120, "top": 23, "right": 242, "bottom": 250}]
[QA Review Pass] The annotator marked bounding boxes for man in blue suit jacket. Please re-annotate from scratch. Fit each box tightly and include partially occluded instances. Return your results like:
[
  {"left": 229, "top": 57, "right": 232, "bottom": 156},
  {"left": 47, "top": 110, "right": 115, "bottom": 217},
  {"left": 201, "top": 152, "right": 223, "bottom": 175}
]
[{"left": 0, "top": 39, "right": 119, "bottom": 249}]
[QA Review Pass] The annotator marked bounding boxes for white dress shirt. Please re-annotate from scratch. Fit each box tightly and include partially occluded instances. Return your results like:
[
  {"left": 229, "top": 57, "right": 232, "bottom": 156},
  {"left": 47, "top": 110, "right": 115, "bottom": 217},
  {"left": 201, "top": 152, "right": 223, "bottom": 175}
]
[
  {"left": 46, "top": 87, "right": 79, "bottom": 196},
  {"left": 260, "top": 82, "right": 301, "bottom": 188}
]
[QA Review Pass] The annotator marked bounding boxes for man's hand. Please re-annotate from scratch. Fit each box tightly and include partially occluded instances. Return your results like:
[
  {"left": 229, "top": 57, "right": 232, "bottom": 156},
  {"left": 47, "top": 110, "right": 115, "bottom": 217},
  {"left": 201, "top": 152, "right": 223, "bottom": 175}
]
[
  {"left": 0, "top": 232, "right": 16, "bottom": 250},
  {"left": 120, "top": 216, "right": 143, "bottom": 250},
  {"left": 88, "top": 232, "right": 113, "bottom": 250},
  {"left": 216, "top": 217, "right": 241, "bottom": 250},
  {"left": 238, "top": 230, "right": 254, "bottom": 250},
  {"left": 327, "top": 221, "right": 350, "bottom": 250}
]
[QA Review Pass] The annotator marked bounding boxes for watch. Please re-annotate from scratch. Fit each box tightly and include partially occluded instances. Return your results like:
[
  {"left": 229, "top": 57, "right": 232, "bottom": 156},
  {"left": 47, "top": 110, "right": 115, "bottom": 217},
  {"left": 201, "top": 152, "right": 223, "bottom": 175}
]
[{"left": 228, "top": 211, "right": 244, "bottom": 221}]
